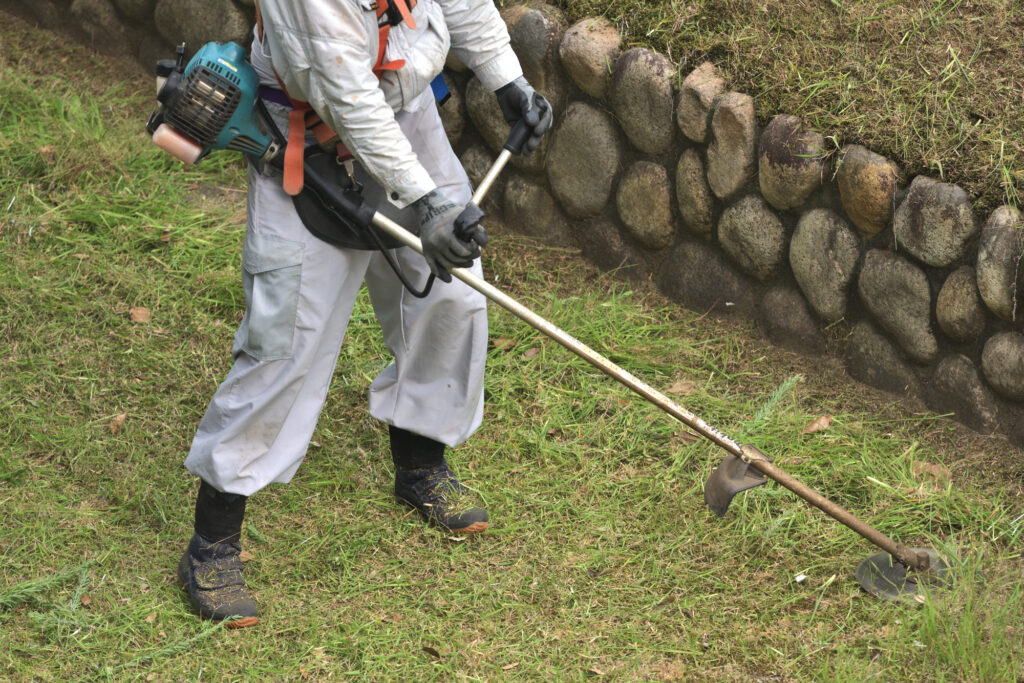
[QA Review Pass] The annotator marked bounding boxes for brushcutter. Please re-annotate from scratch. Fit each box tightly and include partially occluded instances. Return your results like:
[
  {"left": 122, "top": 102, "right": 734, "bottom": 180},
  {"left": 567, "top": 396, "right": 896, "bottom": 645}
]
[
  {"left": 146, "top": 41, "right": 530, "bottom": 298},
  {"left": 146, "top": 42, "right": 951, "bottom": 602}
]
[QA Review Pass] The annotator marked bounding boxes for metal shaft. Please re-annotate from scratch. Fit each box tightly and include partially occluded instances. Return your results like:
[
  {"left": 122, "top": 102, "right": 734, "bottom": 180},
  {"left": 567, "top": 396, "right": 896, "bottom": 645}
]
[
  {"left": 470, "top": 149, "right": 512, "bottom": 207},
  {"left": 750, "top": 460, "right": 930, "bottom": 571},
  {"left": 372, "top": 185, "right": 928, "bottom": 572},
  {"left": 371, "top": 211, "right": 743, "bottom": 455}
]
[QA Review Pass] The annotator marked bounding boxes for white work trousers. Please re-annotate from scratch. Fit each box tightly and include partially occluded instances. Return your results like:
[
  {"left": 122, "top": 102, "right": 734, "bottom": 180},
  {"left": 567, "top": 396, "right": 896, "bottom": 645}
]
[{"left": 185, "top": 98, "right": 487, "bottom": 497}]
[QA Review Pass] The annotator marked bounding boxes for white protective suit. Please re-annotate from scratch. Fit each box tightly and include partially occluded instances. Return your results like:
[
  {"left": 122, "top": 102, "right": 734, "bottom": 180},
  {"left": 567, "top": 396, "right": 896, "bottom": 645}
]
[{"left": 185, "top": 0, "right": 523, "bottom": 496}]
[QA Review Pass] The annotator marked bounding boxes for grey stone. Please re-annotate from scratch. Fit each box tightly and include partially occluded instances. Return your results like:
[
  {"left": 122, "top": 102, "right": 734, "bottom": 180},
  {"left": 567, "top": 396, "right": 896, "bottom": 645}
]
[
  {"left": 617, "top": 161, "right": 674, "bottom": 250},
  {"left": 113, "top": 0, "right": 156, "bottom": 21},
  {"left": 845, "top": 320, "right": 921, "bottom": 398},
  {"left": 707, "top": 92, "right": 757, "bottom": 200},
  {"left": 558, "top": 17, "right": 621, "bottom": 99},
  {"left": 546, "top": 102, "right": 622, "bottom": 217},
  {"left": 977, "top": 205, "right": 1024, "bottom": 322},
  {"left": 459, "top": 145, "right": 501, "bottom": 213},
  {"left": 438, "top": 75, "right": 466, "bottom": 148},
  {"left": 836, "top": 145, "right": 899, "bottom": 237},
  {"left": 465, "top": 76, "right": 546, "bottom": 174},
  {"left": 981, "top": 332, "right": 1024, "bottom": 401},
  {"left": 70, "top": 0, "right": 130, "bottom": 53},
  {"left": 503, "top": 174, "right": 570, "bottom": 245},
  {"left": 936, "top": 266, "right": 985, "bottom": 344},
  {"left": 658, "top": 240, "right": 757, "bottom": 317},
  {"left": 675, "top": 149, "right": 714, "bottom": 238},
  {"left": 758, "top": 114, "right": 825, "bottom": 211},
  {"left": 893, "top": 175, "right": 977, "bottom": 268},
  {"left": 718, "top": 195, "right": 786, "bottom": 282},
  {"left": 857, "top": 249, "right": 938, "bottom": 363},
  {"left": 508, "top": 4, "right": 568, "bottom": 111},
  {"left": 676, "top": 62, "right": 725, "bottom": 144},
  {"left": 154, "top": 0, "right": 251, "bottom": 51},
  {"left": 577, "top": 218, "right": 644, "bottom": 276},
  {"left": 928, "top": 354, "right": 1000, "bottom": 433},
  {"left": 789, "top": 208, "right": 860, "bottom": 322},
  {"left": 758, "top": 286, "right": 825, "bottom": 355},
  {"left": 609, "top": 48, "right": 675, "bottom": 155}
]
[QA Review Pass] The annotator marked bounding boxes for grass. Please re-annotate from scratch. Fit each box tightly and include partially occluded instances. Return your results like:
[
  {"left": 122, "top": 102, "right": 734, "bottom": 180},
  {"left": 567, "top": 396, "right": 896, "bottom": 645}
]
[
  {"left": 546, "top": 0, "right": 1024, "bottom": 212},
  {"left": 2, "top": 10, "right": 1024, "bottom": 682}
]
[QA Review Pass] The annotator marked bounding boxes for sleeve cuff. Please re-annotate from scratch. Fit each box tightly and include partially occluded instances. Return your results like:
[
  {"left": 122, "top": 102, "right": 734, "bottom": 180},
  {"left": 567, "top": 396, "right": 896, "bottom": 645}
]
[
  {"left": 471, "top": 48, "right": 524, "bottom": 92},
  {"left": 386, "top": 164, "right": 437, "bottom": 209}
]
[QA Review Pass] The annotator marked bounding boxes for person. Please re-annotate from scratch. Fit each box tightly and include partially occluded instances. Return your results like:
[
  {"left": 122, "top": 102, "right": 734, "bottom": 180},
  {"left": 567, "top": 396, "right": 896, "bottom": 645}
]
[{"left": 176, "top": 0, "right": 552, "bottom": 628}]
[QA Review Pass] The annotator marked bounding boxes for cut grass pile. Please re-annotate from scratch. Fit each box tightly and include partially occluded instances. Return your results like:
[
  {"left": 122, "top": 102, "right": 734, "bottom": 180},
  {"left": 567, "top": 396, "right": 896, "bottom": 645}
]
[
  {"left": 2, "top": 11, "right": 1024, "bottom": 682},
  {"left": 550, "top": 0, "right": 1024, "bottom": 211}
]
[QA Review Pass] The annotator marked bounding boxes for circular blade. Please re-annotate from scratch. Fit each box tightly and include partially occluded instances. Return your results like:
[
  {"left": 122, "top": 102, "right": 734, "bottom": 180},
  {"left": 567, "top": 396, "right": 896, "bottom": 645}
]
[{"left": 855, "top": 548, "right": 953, "bottom": 602}]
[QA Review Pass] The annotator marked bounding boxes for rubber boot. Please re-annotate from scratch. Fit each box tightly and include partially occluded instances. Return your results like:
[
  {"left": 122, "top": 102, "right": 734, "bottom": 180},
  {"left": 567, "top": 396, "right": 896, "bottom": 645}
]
[
  {"left": 390, "top": 426, "right": 489, "bottom": 534},
  {"left": 178, "top": 481, "right": 259, "bottom": 628}
]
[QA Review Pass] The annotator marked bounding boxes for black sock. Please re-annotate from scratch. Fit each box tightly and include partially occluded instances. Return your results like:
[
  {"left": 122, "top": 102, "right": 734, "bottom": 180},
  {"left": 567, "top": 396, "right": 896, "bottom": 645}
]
[
  {"left": 194, "top": 480, "right": 247, "bottom": 544},
  {"left": 389, "top": 425, "right": 445, "bottom": 470}
]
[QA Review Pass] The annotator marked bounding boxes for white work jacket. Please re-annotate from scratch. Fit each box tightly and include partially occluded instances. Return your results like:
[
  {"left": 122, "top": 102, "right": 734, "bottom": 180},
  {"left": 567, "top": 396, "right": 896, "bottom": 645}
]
[{"left": 252, "top": 0, "right": 522, "bottom": 208}]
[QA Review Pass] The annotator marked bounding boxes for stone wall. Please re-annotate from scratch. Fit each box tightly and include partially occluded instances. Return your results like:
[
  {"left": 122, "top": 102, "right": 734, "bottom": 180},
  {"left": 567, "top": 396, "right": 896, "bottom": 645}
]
[{"left": 8, "top": 0, "right": 1023, "bottom": 447}]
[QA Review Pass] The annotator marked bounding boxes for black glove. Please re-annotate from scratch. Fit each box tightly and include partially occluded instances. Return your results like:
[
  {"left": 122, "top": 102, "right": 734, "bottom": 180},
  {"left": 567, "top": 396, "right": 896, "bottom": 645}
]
[
  {"left": 494, "top": 76, "right": 553, "bottom": 153},
  {"left": 414, "top": 189, "right": 481, "bottom": 283}
]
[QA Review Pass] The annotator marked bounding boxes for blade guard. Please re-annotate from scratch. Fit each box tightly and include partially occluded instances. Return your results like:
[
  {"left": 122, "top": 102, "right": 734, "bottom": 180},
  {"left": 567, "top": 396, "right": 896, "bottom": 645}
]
[{"left": 704, "top": 445, "right": 771, "bottom": 517}]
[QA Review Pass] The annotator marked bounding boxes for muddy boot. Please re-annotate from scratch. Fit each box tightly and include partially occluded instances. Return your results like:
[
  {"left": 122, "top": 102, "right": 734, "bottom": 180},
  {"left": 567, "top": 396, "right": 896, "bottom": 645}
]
[
  {"left": 394, "top": 460, "right": 489, "bottom": 533},
  {"left": 178, "top": 533, "right": 259, "bottom": 628},
  {"left": 178, "top": 480, "right": 258, "bottom": 628},
  {"left": 389, "top": 425, "right": 489, "bottom": 533}
]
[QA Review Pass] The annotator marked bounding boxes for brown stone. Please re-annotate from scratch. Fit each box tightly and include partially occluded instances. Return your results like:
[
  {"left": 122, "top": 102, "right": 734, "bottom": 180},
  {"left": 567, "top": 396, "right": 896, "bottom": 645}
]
[
  {"left": 558, "top": 17, "right": 621, "bottom": 99},
  {"left": 758, "top": 114, "right": 825, "bottom": 211},
  {"left": 707, "top": 92, "right": 757, "bottom": 200},
  {"left": 836, "top": 145, "right": 899, "bottom": 237},
  {"left": 676, "top": 62, "right": 725, "bottom": 144}
]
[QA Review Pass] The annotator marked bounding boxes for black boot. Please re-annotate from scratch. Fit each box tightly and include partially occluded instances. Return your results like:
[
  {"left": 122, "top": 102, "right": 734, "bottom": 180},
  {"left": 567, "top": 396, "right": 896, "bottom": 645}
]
[
  {"left": 178, "top": 481, "right": 259, "bottom": 627},
  {"left": 390, "top": 426, "right": 488, "bottom": 534}
]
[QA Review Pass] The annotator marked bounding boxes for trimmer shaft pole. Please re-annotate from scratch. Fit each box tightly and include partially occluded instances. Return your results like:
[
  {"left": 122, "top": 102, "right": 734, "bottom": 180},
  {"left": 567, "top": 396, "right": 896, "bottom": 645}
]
[
  {"left": 370, "top": 211, "right": 930, "bottom": 574},
  {"left": 749, "top": 460, "right": 931, "bottom": 571}
]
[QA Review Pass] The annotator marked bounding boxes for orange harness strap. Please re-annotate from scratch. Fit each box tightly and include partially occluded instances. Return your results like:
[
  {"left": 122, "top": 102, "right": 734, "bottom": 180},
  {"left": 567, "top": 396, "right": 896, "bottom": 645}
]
[{"left": 255, "top": 0, "right": 417, "bottom": 195}]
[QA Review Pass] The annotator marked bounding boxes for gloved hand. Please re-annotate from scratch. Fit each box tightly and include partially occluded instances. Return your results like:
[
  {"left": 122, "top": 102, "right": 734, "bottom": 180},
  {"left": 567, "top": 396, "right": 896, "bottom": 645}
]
[
  {"left": 494, "top": 76, "right": 553, "bottom": 154},
  {"left": 414, "top": 189, "right": 481, "bottom": 283}
]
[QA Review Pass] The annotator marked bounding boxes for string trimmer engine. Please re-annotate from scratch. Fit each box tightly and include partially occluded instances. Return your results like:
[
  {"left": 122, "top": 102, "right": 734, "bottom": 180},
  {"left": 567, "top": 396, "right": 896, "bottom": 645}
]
[{"left": 146, "top": 42, "right": 279, "bottom": 166}]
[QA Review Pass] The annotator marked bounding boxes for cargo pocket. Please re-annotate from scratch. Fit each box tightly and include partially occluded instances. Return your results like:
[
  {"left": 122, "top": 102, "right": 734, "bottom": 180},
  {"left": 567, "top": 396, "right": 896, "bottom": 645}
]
[{"left": 240, "top": 233, "right": 305, "bottom": 361}]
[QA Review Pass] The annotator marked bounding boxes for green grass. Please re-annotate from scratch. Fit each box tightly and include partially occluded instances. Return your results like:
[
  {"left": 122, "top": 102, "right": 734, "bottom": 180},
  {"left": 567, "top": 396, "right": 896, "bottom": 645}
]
[
  {"left": 547, "top": 0, "right": 1024, "bottom": 211},
  {"left": 2, "top": 12, "right": 1023, "bottom": 682}
]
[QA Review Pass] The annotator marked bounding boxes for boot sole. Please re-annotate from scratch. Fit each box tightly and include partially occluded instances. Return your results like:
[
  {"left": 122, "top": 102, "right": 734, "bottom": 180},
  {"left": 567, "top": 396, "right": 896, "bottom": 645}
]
[
  {"left": 225, "top": 616, "right": 260, "bottom": 629},
  {"left": 395, "top": 496, "right": 489, "bottom": 534}
]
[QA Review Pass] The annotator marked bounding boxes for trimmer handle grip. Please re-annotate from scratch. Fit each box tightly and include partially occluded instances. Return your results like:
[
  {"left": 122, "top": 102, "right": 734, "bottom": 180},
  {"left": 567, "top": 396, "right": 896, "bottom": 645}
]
[
  {"left": 454, "top": 202, "right": 487, "bottom": 244},
  {"left": 503, "top": 116, "right": 534, "bottom": 155}
]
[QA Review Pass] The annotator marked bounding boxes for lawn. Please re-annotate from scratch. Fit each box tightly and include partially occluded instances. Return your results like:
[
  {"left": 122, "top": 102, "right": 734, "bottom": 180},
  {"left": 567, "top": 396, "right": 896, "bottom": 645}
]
[{"left": 1, "top": 10, "right": 1023, "bottom": 682}]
